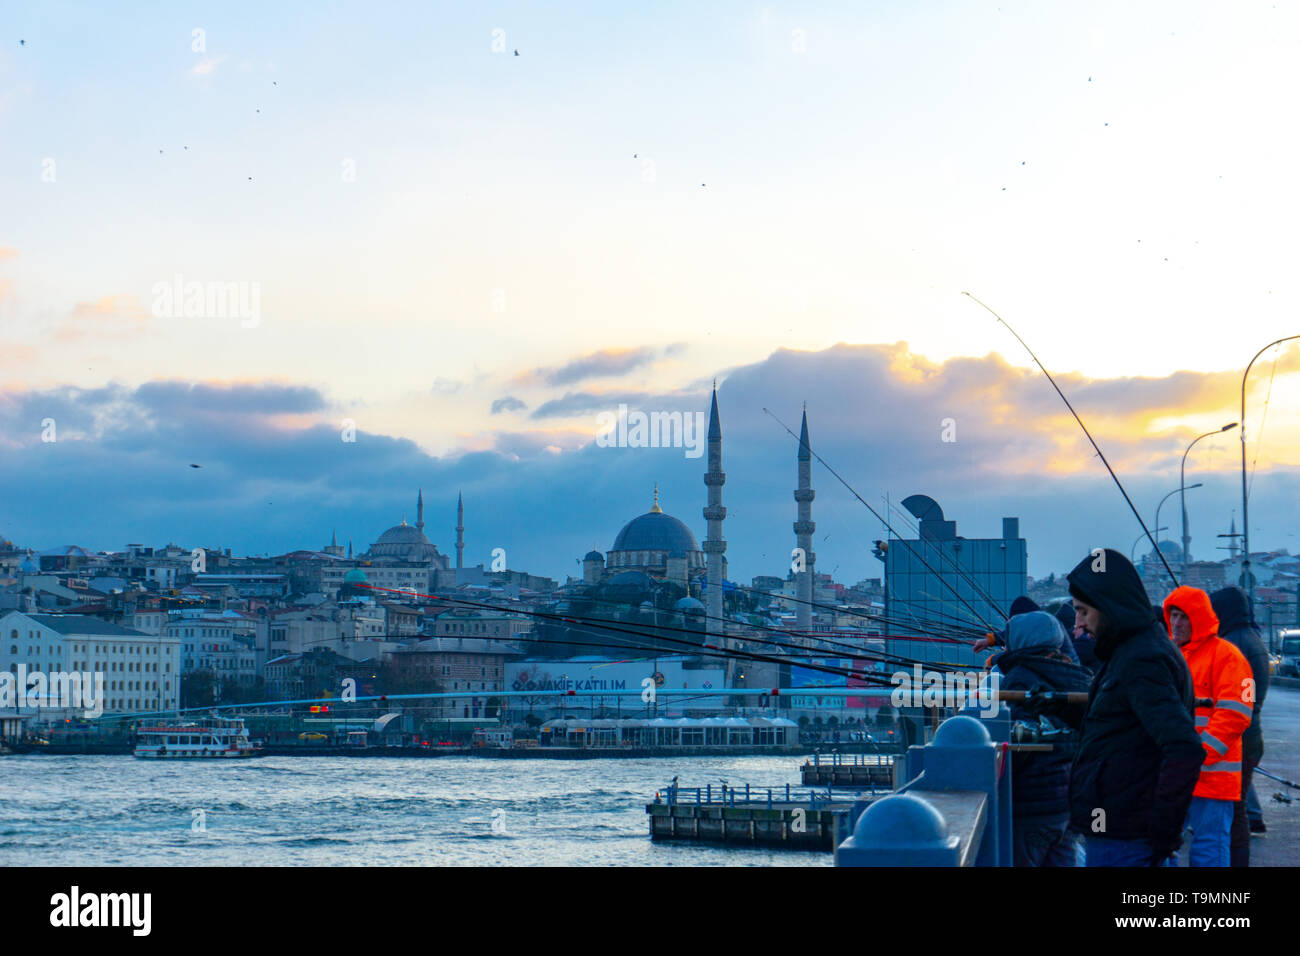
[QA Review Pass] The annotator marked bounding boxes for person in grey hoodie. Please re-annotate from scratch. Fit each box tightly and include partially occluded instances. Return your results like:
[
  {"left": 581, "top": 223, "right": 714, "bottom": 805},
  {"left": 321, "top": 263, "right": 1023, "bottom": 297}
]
[{"left": 999, "top": 611, "right": 1091, "bottom": 865}]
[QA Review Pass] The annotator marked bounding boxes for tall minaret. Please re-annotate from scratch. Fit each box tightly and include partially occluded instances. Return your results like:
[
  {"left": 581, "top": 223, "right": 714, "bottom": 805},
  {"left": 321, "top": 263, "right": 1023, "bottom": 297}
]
[
  {"left": 455, "top": 491, "right": 465, "bottom": 569},
  {"left": 702, "top": 383, "right": 727, "bottom": 635},
  {"left": 794, "top": 405, "right": 816, "bottom": 633},
  {"left": 1228, "top": 513, "right": 1240, "bottom": 562},
  {"left": 416, "top": 489, "right": 424, "bottom": 534}
]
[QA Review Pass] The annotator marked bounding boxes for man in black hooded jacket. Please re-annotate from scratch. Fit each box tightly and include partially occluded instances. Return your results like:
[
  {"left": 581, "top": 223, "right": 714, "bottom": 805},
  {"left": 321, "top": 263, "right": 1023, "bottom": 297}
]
[
  {"left": 1066, "top": 548, "right": 1204, "bottom": 866},
  {"left": 1210, "top": 585, "right": 1269, "bottom": 865}
]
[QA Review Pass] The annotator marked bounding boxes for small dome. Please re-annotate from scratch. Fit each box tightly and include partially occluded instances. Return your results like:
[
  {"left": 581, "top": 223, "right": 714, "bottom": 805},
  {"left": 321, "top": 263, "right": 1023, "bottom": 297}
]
[
  {"left": 584, "top": 550, "right": 604, "bottom": 562},
  {"left": 674, "top": 597, "right": 705, "bottom": 613},
  {"left": 343, "top": 569, "right": 368, "bottom": 584}
]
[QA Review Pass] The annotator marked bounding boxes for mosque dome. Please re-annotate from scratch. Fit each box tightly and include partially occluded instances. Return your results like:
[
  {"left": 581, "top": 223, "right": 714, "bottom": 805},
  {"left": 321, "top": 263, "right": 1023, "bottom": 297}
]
[
  {"left": 363, "top": 492, "right": 446, "bottom": 565},
  {"left": 674, "top": 596, "right": 705, "bottom": 614},
  {"left": 604, "top": 485, "right": 706, "bottom": 577},
  {"left": 377, "top": 523, "right": 424, "bottom": 545},
  {"left": 343, "top": 569, "right": 368, "bottom": 584},
  {"left": 584, "top": 550, "right": 605, "bottom": 562},
  {"left": 612, "top": 504, "right": 700, "bottom": 555}
]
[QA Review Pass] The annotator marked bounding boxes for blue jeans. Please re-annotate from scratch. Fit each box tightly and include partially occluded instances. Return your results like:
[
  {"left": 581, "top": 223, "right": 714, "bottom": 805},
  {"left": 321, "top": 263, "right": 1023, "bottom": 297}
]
[
  {"left": 1014, "top": 818, "right": 1078, "bottom": 867},
  {"left": 1085, "top": 836, "right": 1161, "bottom": 867},
  {"left": 1168, "top": 797, "right": 1233, "bottom": 868}
]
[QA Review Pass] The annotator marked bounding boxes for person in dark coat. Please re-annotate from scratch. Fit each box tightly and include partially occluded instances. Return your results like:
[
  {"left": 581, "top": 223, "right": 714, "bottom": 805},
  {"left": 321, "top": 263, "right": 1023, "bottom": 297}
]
[
  {"left": 975, "top": 595, "right": 1081, "bottom": 666},
  {"left": 1066, "top": 548, "right": 1204, "bottom": 866},
  {"left": 1210, "top": 585, "right": 1270, "bottom": 863},
  {"left": 999, "top": 610, "right": 1092, "bottom": 865},
  {"left": 1056, "top": 599, "right": 1099, "bottom": 672}
]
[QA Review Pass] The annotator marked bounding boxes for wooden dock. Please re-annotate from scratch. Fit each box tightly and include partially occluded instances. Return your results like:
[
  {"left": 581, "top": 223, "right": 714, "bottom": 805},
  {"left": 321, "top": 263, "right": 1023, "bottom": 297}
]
[
  {"left": 646, "top": 783, "right": 869, "bottom": 850},
  {"left": 800, "top": 753, "right": 895, "bottom": 788}
]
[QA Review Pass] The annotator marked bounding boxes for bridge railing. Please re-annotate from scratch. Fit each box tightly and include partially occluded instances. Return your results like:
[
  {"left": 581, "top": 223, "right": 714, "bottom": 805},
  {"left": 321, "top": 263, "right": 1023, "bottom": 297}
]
[
  {"left": 835, "top": 712, "right": 1013, "bottom": 867},
  {"left": 660, "top": 781, "right": 850, "bottom": 811}
]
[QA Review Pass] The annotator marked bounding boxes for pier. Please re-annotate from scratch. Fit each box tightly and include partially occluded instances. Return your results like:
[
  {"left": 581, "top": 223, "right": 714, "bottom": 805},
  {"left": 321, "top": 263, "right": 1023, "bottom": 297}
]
[
  {"left": 800, "top": 752, "right": 895, "bottom": 788},
  {"left": 646, "top": 782, "right": 869, "bottom": 849}
]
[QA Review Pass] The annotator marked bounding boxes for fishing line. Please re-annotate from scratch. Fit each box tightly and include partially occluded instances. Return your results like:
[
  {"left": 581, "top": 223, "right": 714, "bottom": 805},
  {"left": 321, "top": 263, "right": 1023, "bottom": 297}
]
[{"left": 963, "top": 291, "right": 1179, "bottom": 588}]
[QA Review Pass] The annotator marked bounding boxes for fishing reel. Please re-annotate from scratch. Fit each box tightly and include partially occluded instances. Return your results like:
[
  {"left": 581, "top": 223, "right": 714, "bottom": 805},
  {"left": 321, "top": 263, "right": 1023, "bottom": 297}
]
[{"left": 1010, "top": 714, "right": 1079, "bottom": 744}]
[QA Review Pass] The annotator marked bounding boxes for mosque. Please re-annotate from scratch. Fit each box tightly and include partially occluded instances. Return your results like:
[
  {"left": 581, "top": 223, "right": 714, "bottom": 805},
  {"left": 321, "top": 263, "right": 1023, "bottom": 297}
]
[
  {"left": 364, "top": 490, "right": 448, "bottom": 566},
  {"left": 577, "top": 385, "right": 819, "bottom": 633}
]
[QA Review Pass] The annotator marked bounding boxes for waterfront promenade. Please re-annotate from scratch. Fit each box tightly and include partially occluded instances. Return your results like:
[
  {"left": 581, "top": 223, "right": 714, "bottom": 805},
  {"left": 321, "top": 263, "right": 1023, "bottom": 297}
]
[{"left": 1246, "top": 684, "right": 1300, "bottom": 866}]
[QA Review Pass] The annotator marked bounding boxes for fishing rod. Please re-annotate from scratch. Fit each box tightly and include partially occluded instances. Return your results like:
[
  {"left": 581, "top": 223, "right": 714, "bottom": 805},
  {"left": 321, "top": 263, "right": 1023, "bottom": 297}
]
[
  {"left": 355, "top": 583, "right": 945, "bottom": 685},
  {"left": 549, "top": 574, "right": 983, "bottom": 651},
  {"left": 721, "top": 577, "right": 989, "bottom": 643},
  {"left": 400, "top": 577, "right": 981, "bottom": 671},
  {"left": 963, "top": 291, "right": 1179, "bottom": 588},
  {"left": 763, "top": 408, "right": 1005, "bottom": 632},
  {"left": 1254, "top": 766, "right": 1300, "bottom": 791}
]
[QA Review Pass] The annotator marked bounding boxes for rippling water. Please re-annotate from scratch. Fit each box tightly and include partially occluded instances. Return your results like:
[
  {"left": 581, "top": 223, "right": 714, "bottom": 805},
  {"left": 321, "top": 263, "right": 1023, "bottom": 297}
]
[{"left": 0, "top": 755, "right": 832, "bottom": 866}]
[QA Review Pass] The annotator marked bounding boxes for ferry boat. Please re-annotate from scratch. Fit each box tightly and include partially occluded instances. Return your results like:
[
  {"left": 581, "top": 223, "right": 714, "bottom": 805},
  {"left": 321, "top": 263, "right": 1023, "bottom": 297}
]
[{"left": 133, "top": 716, "right": 259, "bottom": 759}]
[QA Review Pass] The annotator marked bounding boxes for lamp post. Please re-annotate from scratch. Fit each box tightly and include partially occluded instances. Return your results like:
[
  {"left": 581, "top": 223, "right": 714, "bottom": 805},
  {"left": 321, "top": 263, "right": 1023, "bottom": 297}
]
[
  {"left": 1155, "top": 484, "right": 1200, "bottom": 560},
  {"left": 1181, "top": 424, "right": 1237, "bottom": 572},
  {"left": 1241, "top": 336, "right": 1300, "bottom": 613}
]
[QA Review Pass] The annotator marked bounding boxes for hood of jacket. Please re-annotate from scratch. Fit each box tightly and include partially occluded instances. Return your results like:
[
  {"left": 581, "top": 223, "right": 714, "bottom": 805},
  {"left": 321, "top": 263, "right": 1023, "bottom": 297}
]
[
  {"left": 1163, "top": 585, "right": 1219, "bottom": 650},
  {"left": 1066, "top": 548, "right": 1155, "bottom": 659},
  {"left": 1006, "top": 610, "right": 1066, "bottom": 654},
  {"left": 1209, "top": 585, "right": 1254, "bottom": 634}
]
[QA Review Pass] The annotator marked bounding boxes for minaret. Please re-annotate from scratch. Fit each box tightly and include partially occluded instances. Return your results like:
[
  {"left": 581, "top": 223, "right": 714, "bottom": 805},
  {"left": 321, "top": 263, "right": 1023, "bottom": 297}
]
[
  {"left": 347, "top": 539, "right": 353, "bottom": 559},
  {"left": 702, "top": 383, "right": 727, "bottom": 636},
  {"left": 1228, "top": 513, "right": 1240, "bottom": 562},
  {"left": 417, "top": 489, "right": 424, "bottom": 534},
  {"left": 794, "top": 405, "right": 816, "bottom": 634},
  {"left": 455, "top": 491, "right": 465, "bottom": 570}
]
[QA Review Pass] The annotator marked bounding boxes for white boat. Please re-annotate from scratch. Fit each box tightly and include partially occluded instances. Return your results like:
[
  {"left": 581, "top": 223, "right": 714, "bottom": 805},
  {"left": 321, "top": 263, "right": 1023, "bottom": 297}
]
[{"left": 133, "top": 716, "right": 258, "bottom": 759}]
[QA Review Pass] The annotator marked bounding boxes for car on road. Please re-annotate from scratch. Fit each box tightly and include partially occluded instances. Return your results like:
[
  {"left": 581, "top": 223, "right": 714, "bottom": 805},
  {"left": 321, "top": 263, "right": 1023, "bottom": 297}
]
[{"left": 1279, "top": 630, "right": 1300, "bottom": 677}]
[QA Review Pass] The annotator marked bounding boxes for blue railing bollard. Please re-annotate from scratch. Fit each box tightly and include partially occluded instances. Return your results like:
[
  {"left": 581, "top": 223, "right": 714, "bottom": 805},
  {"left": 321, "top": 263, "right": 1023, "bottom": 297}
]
[{"left": 836, "top": 714, "right": 1005, "bottom": 867}]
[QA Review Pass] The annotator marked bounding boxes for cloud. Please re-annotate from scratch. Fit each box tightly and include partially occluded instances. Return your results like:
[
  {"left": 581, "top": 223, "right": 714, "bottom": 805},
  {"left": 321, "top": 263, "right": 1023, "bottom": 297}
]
[
  {"left": 431, "top": 378, "right": 462, "bottom": 395},
  {"left": 490, "top": 396, "right": 527, "bottom": 414},
  {"left": 189, "top": 55, "right": 228, "bottom": 77},
  {"left": 1, "top": 342, "right": 1296, "bottom": 587},
  {"left": 54, "top": 294, "right": 151, "bottom": 343},
  {"left": 517, "top": 346, "right": 669, "bottom": 388}
]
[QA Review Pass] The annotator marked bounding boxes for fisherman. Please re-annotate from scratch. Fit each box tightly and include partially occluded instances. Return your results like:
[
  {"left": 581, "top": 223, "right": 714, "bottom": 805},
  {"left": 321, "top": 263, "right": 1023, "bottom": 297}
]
[
  {"left": 1164, "top": 586, "right": 1253, "bottom": 867},
  {"left": 1210, "top": 585, "right": 1270, "bottom": 858},
  {"left": 998, "top": 610, "right": 1091, "bottom": 865},
  {"left": 1056, "top": 599, "right": 1099, "bottom": 672},
  {"left": 973, "top": 596, "right": 1081, "bottom": 667},
  {"left": 1066, "top": 548, "right": 1204, "bottom": 867}
]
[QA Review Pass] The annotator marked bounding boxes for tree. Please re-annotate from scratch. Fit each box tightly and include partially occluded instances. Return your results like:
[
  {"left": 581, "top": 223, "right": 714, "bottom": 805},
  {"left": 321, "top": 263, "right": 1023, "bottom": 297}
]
[{"left": 181, "top": 669, "right": 218, "bottom": 709}]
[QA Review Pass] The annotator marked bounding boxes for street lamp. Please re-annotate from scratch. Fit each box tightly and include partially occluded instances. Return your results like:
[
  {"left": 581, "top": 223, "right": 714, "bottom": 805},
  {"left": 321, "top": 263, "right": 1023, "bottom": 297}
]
[
  {"left": 1242, "top": 336, "right": 1300, "bottom": 613},
  {"left": 1181, "top": 424, "right": 1237, "bottom": 571},
  {"left": 1155, "top": 484, "right": 1200, "bottom": 559}
]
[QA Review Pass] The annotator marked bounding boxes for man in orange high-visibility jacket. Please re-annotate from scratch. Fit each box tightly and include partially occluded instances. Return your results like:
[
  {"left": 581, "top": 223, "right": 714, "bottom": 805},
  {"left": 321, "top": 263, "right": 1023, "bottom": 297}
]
[{"left": 1162, "top": 586, "right": 1253, "bottom": 867}]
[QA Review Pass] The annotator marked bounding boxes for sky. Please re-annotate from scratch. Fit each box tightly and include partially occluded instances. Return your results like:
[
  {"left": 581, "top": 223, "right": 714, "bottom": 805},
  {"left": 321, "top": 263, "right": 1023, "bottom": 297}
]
[{"left": 1, "top": 1, "right": 1299, "bottom": 585}]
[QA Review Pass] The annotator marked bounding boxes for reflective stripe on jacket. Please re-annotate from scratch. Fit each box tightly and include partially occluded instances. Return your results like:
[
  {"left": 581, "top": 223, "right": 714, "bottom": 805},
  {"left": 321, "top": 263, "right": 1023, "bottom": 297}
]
[{"left": 1163, "top": 586, "right": 1253, "bottom": 801}]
